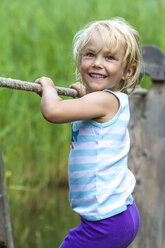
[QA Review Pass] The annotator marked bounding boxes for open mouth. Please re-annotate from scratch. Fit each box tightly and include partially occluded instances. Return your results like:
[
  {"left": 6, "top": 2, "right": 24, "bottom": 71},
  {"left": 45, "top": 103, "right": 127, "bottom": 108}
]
[{"left": 89, "top": 73, "right": 107, "bottom": 79}]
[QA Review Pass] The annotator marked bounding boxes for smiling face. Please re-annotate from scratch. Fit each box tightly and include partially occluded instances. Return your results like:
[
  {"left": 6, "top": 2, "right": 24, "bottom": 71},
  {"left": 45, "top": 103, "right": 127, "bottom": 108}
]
[{"left": 80, "top": 29, "right": 129, "bottom": 93}]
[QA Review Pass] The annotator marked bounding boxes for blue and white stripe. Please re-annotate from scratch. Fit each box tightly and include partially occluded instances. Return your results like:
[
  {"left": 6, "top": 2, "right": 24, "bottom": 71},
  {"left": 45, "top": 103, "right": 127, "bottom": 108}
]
[{"left": 68, "top": 90, "right": 135, "bottom": 221}]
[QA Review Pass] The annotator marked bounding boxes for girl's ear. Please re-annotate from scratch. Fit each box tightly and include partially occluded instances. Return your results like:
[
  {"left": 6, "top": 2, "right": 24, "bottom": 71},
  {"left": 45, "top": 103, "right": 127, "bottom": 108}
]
[{"left": 122, "top": 64, "right": 135, "bottom": 80}]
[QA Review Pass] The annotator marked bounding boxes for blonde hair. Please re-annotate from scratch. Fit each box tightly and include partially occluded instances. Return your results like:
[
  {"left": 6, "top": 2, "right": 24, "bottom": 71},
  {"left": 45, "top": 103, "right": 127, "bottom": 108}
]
[{"left": 73, "top": 17, "right": 141, "bottom": 95}]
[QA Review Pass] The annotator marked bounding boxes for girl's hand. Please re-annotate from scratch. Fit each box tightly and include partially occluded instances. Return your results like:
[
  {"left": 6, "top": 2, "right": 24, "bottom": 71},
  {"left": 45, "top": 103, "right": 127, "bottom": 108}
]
[
  {"left": 35, "top": 77, "right": 56, "bottom": 96},
  {"left": 69, "top": 82, "right": 86, "bottom": 97}
]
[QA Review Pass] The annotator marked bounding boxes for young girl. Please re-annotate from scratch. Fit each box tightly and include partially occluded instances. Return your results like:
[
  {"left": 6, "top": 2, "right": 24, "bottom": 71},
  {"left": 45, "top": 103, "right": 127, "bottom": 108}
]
[{"left": 36, "top": 17, "right": 140, "bottom": 248}]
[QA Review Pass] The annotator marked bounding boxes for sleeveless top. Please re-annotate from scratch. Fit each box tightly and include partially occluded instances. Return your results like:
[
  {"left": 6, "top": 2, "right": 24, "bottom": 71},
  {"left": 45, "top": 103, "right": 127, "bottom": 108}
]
[{"left": 68, "top": 90, "right": 135, "bottom": 221}]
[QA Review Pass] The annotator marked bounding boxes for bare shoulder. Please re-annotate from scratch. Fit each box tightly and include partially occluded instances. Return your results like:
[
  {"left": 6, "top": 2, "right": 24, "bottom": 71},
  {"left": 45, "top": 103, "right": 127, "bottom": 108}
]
[
  {"left": 82, "top": 91, "right": 120, "bottom": 123},
  {"left": 83, "top": 90, "right": 118, "bottom": 103},
  {"left": 82, "top": 90, "right": 119, "bottom": 110}
]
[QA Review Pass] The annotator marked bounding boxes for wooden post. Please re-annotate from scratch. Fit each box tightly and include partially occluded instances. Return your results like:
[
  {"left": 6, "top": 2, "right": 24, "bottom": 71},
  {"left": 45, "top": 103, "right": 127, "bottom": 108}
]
[
  {"left": 128, "top": 45, "right": 165, "bottom": 248},
  {"left": 0, "top": 147, "right": 14, "bottom": 248},
  {"left": 128, "top": 82, "right": 165, "bottom": 248}
]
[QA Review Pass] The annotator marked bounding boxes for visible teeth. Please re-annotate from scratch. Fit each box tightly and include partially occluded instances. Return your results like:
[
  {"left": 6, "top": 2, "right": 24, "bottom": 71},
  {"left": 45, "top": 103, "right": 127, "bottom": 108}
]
[{"left": 90, "top": 73, "right": 105, "bottom": 78}]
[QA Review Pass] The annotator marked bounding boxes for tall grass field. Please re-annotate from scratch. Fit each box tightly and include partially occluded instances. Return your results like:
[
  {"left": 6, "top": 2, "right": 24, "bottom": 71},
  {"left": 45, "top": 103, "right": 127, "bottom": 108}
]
[{"left": 0, "top": 0, "right": 165, "bottom": 247}]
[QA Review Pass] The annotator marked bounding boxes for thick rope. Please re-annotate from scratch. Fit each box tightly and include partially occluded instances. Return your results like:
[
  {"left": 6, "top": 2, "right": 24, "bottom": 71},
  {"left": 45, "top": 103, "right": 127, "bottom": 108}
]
[
  {"left": 0, "top": 77, "right": 78, "bottom": 98},
  {"left": 0, "top": 77, "right": 148, "bottom": 97}
]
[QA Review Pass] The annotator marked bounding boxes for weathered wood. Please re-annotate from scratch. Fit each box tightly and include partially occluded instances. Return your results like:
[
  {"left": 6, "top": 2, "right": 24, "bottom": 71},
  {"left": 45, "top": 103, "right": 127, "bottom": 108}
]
[
  {"left": 140, "top": 45, "right": 165, "bottom": 81},
  {"left": 128, "top": 82, "right": 165, "bottom": 248},
  {"left": 0, "top": 147, "right": 14, "bottom": 248}
]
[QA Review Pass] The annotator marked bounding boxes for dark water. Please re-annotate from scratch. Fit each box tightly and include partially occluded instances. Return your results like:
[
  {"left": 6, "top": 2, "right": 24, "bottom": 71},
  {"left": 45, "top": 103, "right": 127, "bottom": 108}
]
[{"left": 11, "top": 187, "right": 80, "bottom": 248}]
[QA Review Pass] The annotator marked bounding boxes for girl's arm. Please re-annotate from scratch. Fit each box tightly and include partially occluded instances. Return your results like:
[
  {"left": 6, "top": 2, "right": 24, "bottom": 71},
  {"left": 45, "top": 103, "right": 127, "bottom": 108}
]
[{"left": 35, "top": 77, "right": 119, "bottom": 124}]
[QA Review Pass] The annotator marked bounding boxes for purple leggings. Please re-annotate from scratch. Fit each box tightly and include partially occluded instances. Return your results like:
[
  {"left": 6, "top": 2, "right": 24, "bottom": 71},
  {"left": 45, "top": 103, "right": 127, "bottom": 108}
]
[{"left": 59, "top": 202, "right": 140, "bottom": 248}]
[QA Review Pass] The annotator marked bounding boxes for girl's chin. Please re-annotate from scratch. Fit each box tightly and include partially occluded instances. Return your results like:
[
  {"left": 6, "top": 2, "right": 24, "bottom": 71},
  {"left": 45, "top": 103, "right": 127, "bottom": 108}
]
[
  {"left": 87, "top": 87, "right": 103, "bottom": 93},
  {"left": 83, "top": 81, "right": 106, "bottom": 92}
]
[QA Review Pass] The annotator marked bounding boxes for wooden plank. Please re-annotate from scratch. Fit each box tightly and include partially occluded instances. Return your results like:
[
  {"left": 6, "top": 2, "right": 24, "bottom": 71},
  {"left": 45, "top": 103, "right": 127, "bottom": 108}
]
[
  {"left": 128, "top": 82, "right": 165, "bottom": 248},
  {"left": 0, "top": 147, "right": 14, "bottom": 248}
]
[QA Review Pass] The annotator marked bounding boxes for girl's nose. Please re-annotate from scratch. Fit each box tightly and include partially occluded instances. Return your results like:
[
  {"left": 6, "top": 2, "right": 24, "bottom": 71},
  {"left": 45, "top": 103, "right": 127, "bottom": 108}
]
[{"left": 93, "top": 56, "right": 104, "bottom": 68}]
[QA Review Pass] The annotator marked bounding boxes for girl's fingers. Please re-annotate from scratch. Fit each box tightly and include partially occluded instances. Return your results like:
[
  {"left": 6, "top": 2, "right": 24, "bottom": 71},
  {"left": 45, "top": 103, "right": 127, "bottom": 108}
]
[{"left": 70, "top": 82, "right": 86, "bottom": 97}]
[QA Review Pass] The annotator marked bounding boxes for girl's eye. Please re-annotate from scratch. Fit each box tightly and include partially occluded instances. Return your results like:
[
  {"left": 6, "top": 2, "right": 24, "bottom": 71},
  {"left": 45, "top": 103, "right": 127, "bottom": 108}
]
[
  {"left": 106, "top": 56, "right": 114, "bottom": 60},
  {"left": 87, "top": 53, "right": 95, "bottom": 57}
]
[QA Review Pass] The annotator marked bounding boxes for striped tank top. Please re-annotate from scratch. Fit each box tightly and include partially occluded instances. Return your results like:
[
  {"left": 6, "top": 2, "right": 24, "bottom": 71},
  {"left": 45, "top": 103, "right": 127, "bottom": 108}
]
[{"left": 68, "top": 90, "right": 135, "bottom": 221}]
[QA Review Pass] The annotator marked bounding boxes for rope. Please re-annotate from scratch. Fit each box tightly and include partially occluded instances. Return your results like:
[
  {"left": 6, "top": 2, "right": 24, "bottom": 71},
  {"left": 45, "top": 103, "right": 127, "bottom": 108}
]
[
  {"left": 0, "top": 77, "right": 148, "bottom": 97},
  {"left": 0, "top": 77, "right": 78, "bottom": 98}
]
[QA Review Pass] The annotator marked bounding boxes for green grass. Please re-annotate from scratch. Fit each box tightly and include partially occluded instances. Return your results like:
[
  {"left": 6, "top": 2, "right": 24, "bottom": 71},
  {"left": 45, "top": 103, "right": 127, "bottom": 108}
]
[{"left": 0, "top": 0, "right": 165, "bottom": 247}]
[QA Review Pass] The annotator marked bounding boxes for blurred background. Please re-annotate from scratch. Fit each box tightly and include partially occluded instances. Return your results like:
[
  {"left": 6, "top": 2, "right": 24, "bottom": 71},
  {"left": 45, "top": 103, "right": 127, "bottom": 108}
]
[{"left": 0, "top": 0, "right": 164, "bottom": 247}]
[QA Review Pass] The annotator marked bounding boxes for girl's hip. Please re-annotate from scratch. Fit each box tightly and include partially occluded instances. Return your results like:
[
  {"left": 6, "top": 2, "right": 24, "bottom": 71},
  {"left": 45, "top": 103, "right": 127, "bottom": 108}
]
[{"left": 59, "top": 202, "right": 140, "bottom": 248}]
